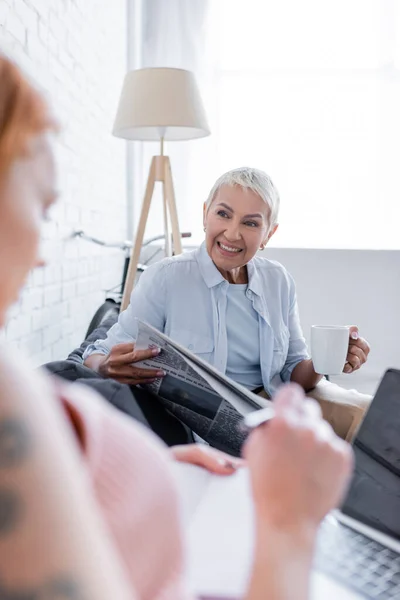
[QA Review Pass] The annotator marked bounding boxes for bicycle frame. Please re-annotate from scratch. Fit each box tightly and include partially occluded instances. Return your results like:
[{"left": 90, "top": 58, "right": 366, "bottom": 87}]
[{"left": 72, "top": 229, "right": 192, "bottom": 300}]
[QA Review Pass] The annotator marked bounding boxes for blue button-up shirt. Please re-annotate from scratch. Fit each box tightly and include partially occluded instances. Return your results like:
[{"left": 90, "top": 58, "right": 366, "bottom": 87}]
[{"left": 83, "top": 243, "right": 309, "bottom": 395}]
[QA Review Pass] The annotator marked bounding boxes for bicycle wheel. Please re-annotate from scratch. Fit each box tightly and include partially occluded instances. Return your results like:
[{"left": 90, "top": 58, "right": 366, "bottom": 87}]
[{"left": 85, "top": 300, "right": 120, "bottom": 338}]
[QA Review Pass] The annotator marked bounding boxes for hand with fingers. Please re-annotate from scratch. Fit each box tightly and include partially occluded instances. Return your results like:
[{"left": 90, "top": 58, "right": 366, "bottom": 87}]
[
  {"left": 245, "top": 382, "right": 354, "bottom": 534},
  {"left": 243, "top": 383, "right": 354, "bottom": 600},
  {"left": 170, "top": 444, "right": 244, "bottom": 475},
  {"left": 343, "top": 325, "right": 371, "bottom": 374},
  {"left": 98, "top": 343, "right": 166, "bottom": 386}
]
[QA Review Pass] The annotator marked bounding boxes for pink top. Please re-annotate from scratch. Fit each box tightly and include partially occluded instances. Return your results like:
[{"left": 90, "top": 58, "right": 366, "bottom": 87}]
[{"left": 57, "top": 379, "right": 193, "bottom": 600}]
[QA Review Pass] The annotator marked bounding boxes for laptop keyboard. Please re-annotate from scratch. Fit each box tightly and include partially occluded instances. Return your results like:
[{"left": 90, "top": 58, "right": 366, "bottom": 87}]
[{"left": 314, "top": 517, "right": 400, "bottom": 598}]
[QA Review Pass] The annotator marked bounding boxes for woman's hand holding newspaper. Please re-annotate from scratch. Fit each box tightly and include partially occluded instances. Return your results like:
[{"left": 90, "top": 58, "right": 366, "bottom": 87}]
[{"left": 97, "top": 343, "right": 166, "bottom": 385}]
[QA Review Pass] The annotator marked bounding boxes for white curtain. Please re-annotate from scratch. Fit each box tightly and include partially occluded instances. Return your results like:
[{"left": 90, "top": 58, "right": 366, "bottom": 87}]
[
  {"left": 132, "top": 0, "right": 215, "bottom": 241},
  {"left": 141, "top": 0, "right": 208, "bottom": 70},
  {"left": 133, "top": 0, "right": 400, "bottom": 249}
]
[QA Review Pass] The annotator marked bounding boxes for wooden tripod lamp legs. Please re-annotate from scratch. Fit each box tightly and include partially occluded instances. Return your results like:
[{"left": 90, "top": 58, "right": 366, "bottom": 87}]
[
  {"left": 164, "top": 158, "right": 182, "bottom": 256},
  {"left": 120, "top": 156, "right": 182, "bottom": 312}
]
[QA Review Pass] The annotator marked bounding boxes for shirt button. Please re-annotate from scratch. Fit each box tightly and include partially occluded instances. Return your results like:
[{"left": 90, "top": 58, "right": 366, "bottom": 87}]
[{"left": 188, "top": 344, "right": 193, "bottom": 350}]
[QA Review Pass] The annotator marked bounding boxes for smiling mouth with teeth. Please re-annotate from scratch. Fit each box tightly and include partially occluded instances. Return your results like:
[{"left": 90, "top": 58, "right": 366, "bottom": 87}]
[{"left": 217, "top": 241, "right": 243, "bottom": 253}]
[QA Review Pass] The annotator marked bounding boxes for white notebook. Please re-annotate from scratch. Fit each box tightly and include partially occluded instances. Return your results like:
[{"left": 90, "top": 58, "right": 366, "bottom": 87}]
[
  {"left": 171, "top": 463, "right": 362, "bottom": 600},
  {"left": 172, "top": 463, "right": 254, "bottom": 597}
]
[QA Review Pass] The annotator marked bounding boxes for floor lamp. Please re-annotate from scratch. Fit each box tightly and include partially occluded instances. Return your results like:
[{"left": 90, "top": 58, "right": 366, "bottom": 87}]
[{"left": 113, "top": 67, "right": 210, "bottom": 311}]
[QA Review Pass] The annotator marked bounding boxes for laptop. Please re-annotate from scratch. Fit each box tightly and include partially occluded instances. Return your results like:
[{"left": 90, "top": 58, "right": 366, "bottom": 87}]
[
  {"left": 313, "top": 367, "right": 400, "bottom": 598},
  {"left": 178, "top": 368, "right": 400, "bottom": 599}
]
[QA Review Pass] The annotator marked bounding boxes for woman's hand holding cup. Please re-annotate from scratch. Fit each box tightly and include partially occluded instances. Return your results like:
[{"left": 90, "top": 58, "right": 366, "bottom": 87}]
[
  {"left": 311, "top": 325, "right": 370, "bottom": 376},
  {"left": 343, "top": 326, "right": 370, "bottom": 374}
]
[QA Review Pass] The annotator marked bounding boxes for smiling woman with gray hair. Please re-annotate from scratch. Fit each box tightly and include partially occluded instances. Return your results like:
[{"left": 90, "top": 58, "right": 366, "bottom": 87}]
[{"left": 84, "top": 166, "right": 370, "bottom": 403}]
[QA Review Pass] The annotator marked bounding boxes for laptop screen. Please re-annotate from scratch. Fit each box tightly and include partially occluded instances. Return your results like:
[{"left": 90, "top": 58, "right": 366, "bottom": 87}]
[{"left": 342, "top": 368, "right": 400, "bottom": 540}]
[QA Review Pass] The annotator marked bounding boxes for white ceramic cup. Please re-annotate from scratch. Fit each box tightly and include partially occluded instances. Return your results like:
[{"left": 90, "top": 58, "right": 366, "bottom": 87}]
[{"left": 310, "top": 325, "right": 350, "bottom": 375}]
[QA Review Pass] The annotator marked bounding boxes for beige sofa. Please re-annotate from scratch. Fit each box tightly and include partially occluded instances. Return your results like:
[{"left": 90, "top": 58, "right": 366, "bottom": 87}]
[{"left": 307, "top": 379, "right": 372, "bottom": 442}]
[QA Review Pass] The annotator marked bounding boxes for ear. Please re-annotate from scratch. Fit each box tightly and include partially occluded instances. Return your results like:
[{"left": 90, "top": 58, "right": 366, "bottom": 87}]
[
  {"left": 203, "top": 201, "right": 207, "bottom": 229},
  {"left": 267, "top": 223, "right": 279, "bottom": 242},
  {"left": 260, "top": 223, "right": 279, "bottom": 250}
]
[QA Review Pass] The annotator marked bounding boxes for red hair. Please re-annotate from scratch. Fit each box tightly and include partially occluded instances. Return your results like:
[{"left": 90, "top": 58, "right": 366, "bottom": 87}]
[{"left": 0, "top": 54, "right": 57, "bottom": 172}]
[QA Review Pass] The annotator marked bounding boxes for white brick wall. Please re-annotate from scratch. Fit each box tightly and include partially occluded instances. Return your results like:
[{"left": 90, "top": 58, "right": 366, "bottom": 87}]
[{"left": 0, "top": 0, "right": 128, "bottom": 365}]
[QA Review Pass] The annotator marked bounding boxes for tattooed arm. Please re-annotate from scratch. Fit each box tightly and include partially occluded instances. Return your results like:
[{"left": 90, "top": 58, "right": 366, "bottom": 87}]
[{"left": 0, "top": 345, "right": 134, "bottom": 599}]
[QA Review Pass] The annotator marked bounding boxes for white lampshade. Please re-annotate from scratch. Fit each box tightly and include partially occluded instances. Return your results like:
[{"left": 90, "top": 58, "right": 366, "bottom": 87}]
[{"left": 112, "top": 67, "right": 210, "bottom": 142}]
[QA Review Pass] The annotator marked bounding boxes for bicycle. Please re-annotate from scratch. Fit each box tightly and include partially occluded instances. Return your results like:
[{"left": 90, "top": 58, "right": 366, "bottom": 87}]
[{"left": 72, "top": 230, "right": 192, "bottom": 337}]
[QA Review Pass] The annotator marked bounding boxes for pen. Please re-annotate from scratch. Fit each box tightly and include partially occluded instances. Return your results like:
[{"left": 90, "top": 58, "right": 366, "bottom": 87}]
[{"left": 243, "top": 406, "right": 275, "bottom": 430}]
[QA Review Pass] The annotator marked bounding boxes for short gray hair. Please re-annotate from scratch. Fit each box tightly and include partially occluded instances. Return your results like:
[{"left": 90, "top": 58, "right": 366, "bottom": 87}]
[{"left": 205, "top": 167, "right": 280, "bottom": 228}]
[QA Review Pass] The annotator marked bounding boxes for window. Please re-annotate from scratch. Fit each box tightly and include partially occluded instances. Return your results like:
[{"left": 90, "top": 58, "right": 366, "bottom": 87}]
[{"left": 136, "top": 0, "right": 400, "bottom": 249}]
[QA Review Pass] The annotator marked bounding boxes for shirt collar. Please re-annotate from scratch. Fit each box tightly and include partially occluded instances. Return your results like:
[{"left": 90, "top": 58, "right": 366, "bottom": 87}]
[
  {"left": 197, "top": 242, "right": 225, "bottom": 288},
  {"left": 246, "top": 259, "right": 263, "bottom": 297},
  {"left": 196, "top": 242, "right": 263, "bottom": 296}
]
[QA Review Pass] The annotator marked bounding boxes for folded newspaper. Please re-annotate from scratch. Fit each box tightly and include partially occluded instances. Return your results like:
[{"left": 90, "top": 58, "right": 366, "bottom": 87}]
[{"left": 135, "top": 319, "right": 272, "bottom": 456}]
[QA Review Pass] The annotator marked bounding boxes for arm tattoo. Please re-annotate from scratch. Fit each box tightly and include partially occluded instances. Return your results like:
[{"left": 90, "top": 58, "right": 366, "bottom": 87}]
[
  {"left": 0, "top": 423, "right": 85, "bottom": 598},
  {"left": 0, "top": 418, "right": 31, "bottom": 537},
  {"left": 0, "top": 576, "right": 84, "bottom": 598},
  {"left": 42, "top": 577, "right": 84, "bottom": 598},
  {"left": 0, "top": 419, "right": 31, "bottom": 468},
  {"left": 0, "top": 488, "right": 21, "bottom": 535}
]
